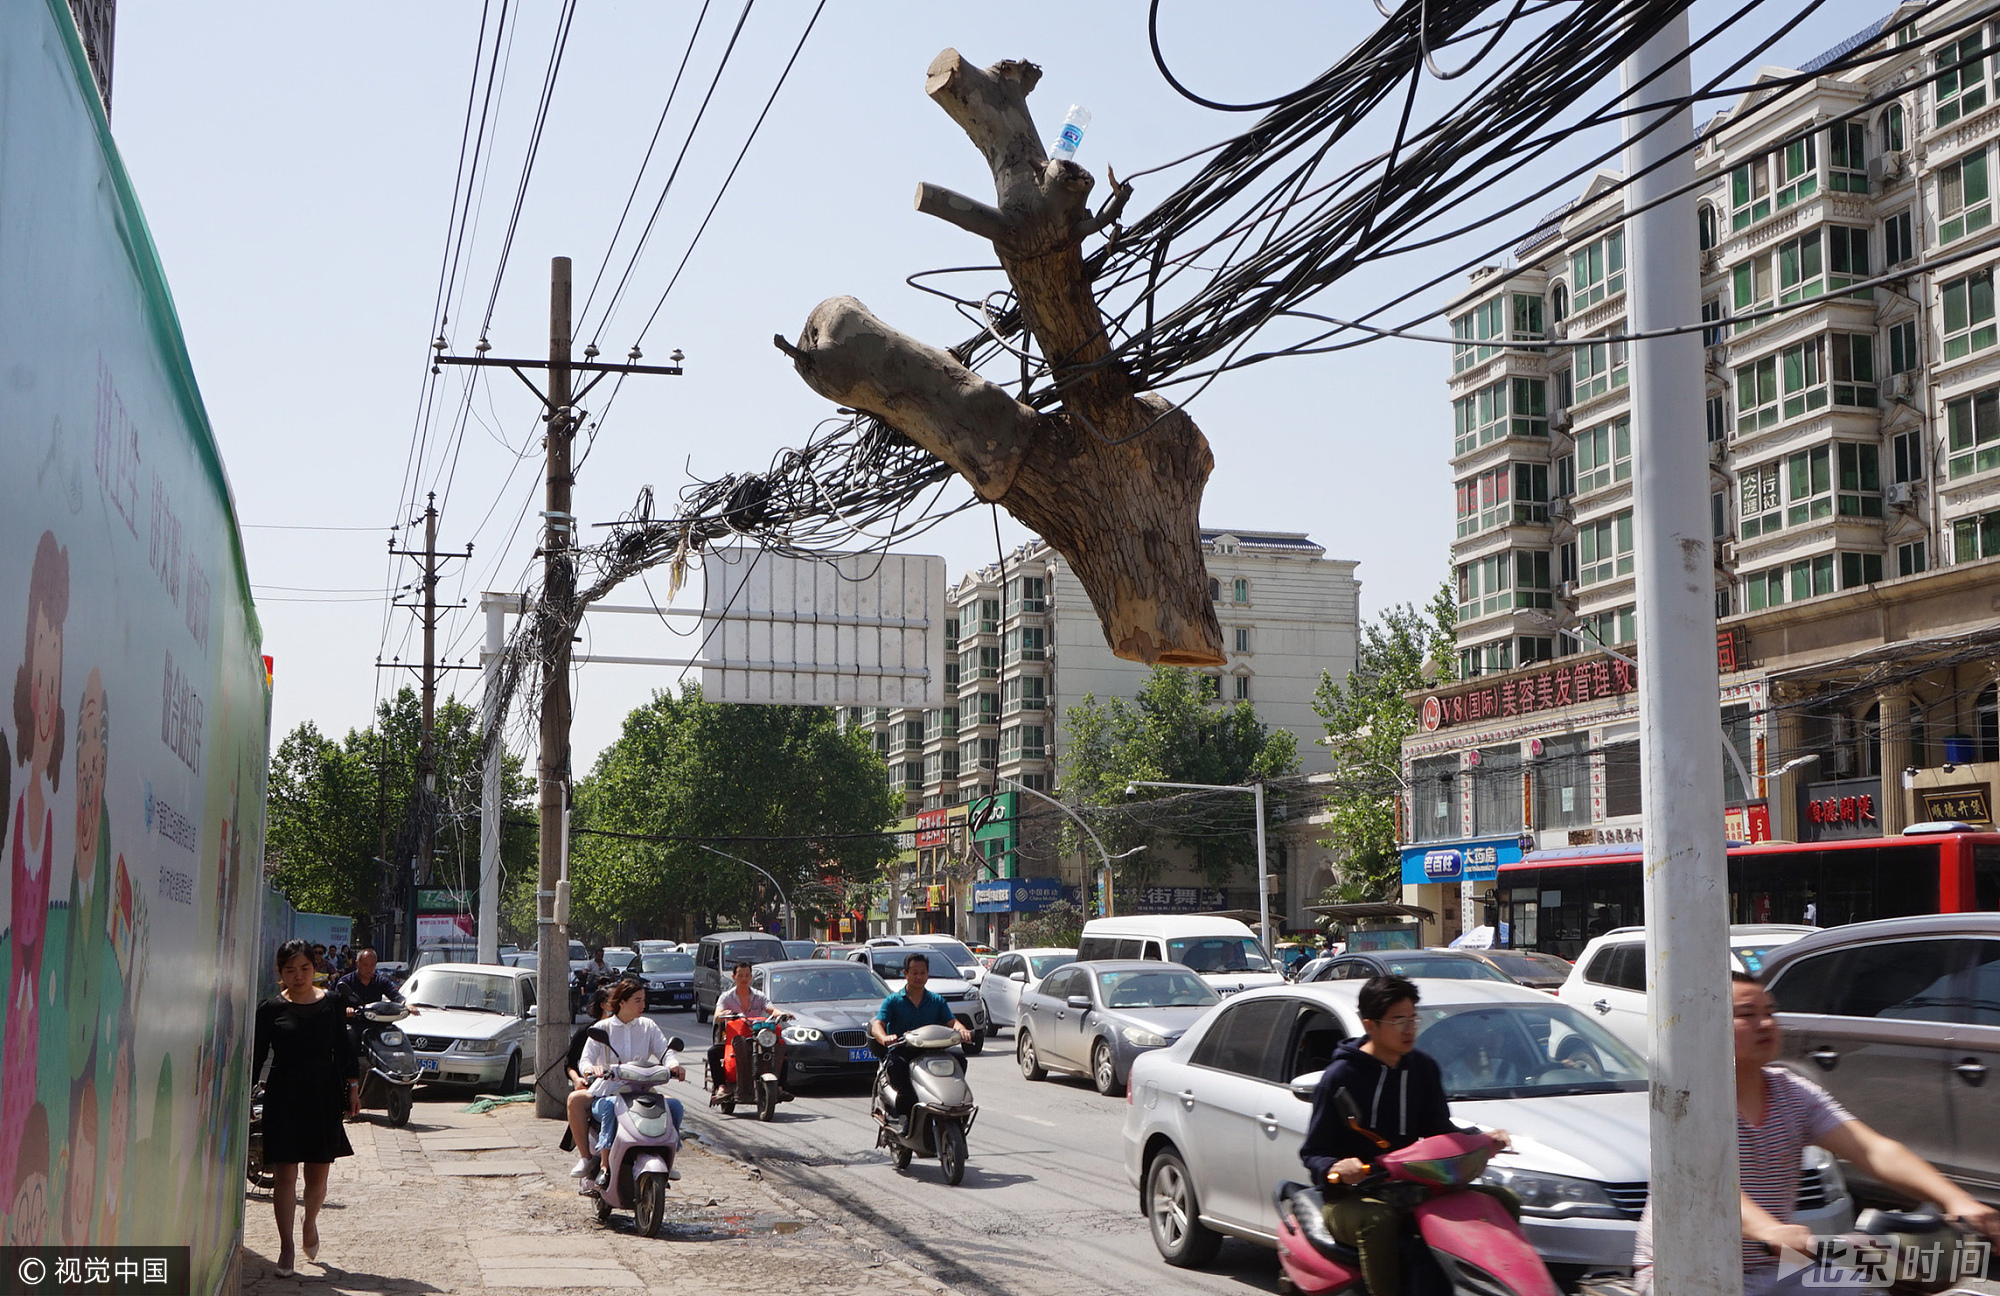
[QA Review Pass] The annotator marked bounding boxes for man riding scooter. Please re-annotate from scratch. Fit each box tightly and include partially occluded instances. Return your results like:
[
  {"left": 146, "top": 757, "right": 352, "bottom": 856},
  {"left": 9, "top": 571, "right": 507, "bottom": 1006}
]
[
  {"left": 1299, "top": 975, "right": 1517, "bottom": 1296},
  {"left": 709, "top": 961, "right": 796, "bottom": 1104},
  {"left": 868, "top": 952, "right": 971, "bottom": 1133},
  {"left": 331, "top": 949, "right": 410, "bottom": 1020}
]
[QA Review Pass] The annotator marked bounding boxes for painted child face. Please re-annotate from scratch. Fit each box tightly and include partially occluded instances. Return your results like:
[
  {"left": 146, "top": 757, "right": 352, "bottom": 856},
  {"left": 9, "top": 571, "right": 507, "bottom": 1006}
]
[{"left": 29, "top": 608, "right": 60, "bottom": 773}]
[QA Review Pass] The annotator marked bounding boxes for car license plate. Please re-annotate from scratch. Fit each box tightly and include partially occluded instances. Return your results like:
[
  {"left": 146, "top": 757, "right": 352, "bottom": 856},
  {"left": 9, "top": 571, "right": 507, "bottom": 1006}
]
[
  {"left": 846, "top": 1046, "right": 876, "bottom": 1064},
  {"left": 418, "top": 1057, "right": 438, "bottom": 1072}
]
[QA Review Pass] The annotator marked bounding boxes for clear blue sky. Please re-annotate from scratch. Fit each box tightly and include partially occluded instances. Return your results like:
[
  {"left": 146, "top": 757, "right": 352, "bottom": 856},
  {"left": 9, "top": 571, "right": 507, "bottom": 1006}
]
[{"left": 110, "top": 0, "right": 1891, "bottom": 768}]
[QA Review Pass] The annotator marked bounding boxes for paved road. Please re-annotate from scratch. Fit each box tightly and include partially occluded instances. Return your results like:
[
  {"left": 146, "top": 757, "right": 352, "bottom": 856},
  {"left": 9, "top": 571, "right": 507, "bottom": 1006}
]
[{"left": 647, "top": 1008, "right": 1280, "bottom": 1296}]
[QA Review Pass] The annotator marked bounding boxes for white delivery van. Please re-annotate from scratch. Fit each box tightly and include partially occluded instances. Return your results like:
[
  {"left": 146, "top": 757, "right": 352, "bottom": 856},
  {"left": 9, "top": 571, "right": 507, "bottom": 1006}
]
[{"left": 1075, "top": 915, "right": 1285, "bottom": 995}]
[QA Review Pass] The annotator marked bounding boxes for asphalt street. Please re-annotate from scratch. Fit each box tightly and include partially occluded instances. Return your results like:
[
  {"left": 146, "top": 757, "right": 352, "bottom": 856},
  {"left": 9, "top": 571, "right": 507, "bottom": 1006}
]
[{"left": 645, "top": 1006, "right": 1282, "bottom": 1296}]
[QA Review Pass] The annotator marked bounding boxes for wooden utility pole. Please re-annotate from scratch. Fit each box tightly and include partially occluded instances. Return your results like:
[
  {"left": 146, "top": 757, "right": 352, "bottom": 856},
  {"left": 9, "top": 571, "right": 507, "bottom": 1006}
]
[{"left": 536, "top": 257, "right": 576, "bottom": 1119}]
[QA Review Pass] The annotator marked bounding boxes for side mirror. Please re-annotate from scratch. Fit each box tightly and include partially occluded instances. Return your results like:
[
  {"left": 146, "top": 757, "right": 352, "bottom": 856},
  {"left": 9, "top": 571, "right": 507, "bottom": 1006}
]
[
  {"left": 666, "top": 1036, "right": 685, "bottom": 1052},
  {"left": 524, "top": 1004, "right": 537, "bottom": 1018},
  {"left": 1066, "top": 995, "right": 1092, "bottom": 1011},
  {"left": 1009, "top": 971, "right": 1028, "bottom": 983},
  {"left": 586, "top": 1026, "right": 611, "bottom": 1045},
  {"left": 1290, "top": 1071, "right": 1323, "bottom": 1103}
]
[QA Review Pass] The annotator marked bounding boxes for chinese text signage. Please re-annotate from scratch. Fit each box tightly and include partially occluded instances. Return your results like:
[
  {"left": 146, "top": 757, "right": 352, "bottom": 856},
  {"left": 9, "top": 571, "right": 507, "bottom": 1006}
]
[
  {"left": 1398, "top": 836, "right": 1521, "bottom": 885},
  {"left": 1421, "top": 656, "right": 1638, "bottom": 732},
  {"left": 1918, "top": 784, "right": 1992, "bottom": 825},
  {"left": 1799, "top": 779, "right": 1883, "bottom": 841}
]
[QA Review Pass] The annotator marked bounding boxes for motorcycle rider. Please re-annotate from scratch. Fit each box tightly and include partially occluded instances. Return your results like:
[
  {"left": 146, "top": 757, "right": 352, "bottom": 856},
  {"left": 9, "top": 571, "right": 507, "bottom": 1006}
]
[
  {"left": 868, "top": 952, "right": 970, "bottom": 1131},
  {"left": 330, "top": 949, "right": 408, "bottom": 1020},
  {"left": 1299, "top": 975, "right": 1515, "bottom": 1296},
  {"left": 711, "top": 961, "right": 794, "bottom": 1102}
]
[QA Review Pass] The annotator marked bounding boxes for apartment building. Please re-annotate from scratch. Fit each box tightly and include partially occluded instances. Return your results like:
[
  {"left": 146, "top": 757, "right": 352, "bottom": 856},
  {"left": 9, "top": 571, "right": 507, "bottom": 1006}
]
[
  {"left": 1405, "top": 3, "right": 2000, "bottom": 941},
  {"left": 844, "top": 529, "right": 1360, "bottom": 939}
]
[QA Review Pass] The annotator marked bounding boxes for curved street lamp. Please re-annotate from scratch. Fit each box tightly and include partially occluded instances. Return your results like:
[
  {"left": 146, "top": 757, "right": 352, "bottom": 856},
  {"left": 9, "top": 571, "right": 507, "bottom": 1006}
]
[
  {"left": 993, "top": 776, "right": 1140, "bottom": 918},
  {"left": 697, "top": 843, "right": 792, "bottom": 941}
]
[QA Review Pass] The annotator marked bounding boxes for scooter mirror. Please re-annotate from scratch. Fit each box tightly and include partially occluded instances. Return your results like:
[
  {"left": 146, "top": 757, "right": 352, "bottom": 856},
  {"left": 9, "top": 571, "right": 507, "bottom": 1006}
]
[
  {"left": 1334, "top": 1088, "right": 1363, "bottom": 1122},
  {"left": 666, "top": 1037, "right": 685, "bottom": 1052},
  {"left": 586, "top": 1026, "right": 612, "bottom": 1045},
  {"left": 1289, "top": 1071, "right": 1324, "bottom": 1102}
]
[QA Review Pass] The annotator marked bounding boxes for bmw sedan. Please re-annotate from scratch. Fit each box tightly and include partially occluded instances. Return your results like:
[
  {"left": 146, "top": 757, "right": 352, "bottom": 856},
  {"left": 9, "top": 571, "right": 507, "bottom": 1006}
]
[
  {"left": 1018, "top": 960, "right": 1219, "bottom": 1096},
  {"left": 1122, "top": 980, "right": 1852, "bottom": 1278},
  {"left": 398, "top": 963, "right": 541, "bottom": 1093},
  {"left": 748, "top": 959, "right": 895, "bottom": 1086}
]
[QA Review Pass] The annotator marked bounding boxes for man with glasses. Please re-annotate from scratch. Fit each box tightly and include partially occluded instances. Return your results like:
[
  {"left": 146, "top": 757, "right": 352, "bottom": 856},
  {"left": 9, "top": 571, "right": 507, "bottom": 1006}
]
[{"left": 1299, "top": 975, "right": 1516, "bottom": 1296}]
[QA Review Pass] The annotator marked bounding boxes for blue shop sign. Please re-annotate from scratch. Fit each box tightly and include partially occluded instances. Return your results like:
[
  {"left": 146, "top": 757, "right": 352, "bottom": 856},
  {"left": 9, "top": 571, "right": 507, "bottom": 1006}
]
[
  {"left": 972, "top": 876, "right": 1066, "bottom": 913},
  {"left": 1399, "top": 836, "right": 1523, "bottom": 885}
]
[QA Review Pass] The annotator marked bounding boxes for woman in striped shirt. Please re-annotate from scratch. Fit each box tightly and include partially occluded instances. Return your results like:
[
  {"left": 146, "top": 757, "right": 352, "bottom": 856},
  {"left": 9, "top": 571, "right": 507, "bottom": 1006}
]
[{"left": 1635, "top": 973, "right": 1998, "bottom": 1295}]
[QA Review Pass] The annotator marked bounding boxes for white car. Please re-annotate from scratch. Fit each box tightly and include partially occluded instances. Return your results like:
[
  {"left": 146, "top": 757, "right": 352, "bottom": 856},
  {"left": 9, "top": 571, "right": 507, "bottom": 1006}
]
[
  {"left": 1122, "top": 980, "right": 1851, "bottom": 1277},
  {"left": 981, "top": 948, "right": 1076, "bottom": 1031},
  {"left": 847, "top": 945, "right": 990, "bottom": 1053},
  {"left": 1557, "top": 924, "right": 1819, "bottom": 1054},
  {"left": 877, "top": 935, "right": 989, "bottom": 990},
  {"left": 398, "top": 963, "right": 541, "bottom": 1091}
]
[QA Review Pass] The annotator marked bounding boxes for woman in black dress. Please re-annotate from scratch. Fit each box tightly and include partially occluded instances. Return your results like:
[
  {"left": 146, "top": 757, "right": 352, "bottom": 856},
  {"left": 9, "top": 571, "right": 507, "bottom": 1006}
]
[{"left": 254, "top": 938, "right": 360, "bottom": 1276}]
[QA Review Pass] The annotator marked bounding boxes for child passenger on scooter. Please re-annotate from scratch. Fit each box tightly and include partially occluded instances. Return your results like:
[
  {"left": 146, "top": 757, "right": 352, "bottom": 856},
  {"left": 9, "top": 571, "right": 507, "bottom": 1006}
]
[
  {"left": 1299, "top": 976, "right": 1516, "bottom": 1296},
  {"left": 573, "top": 980, "right": 685, "bottom": 1183}
]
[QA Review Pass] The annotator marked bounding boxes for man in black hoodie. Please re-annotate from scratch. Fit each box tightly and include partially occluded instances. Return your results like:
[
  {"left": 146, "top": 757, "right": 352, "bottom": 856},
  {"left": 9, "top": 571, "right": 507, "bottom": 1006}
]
[{"left": 1298, "top": 975, "right": 1517, "bottom": 1295}]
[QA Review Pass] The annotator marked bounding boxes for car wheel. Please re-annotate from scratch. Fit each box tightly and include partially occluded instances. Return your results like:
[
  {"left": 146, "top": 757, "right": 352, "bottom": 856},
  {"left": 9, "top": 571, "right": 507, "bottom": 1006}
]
[
  {"left": 1092, "top": 1040, "right": 1123, "bottom": 1097},
  {"left": 1018, "top": 1030, "right": 1046, "bottom": 1081},
  {"left": 695, "top": 1003, "right": 710, "bottom": 1024},
  {"left": 985, "top": 1021, "right": 999, "bottom": 1039},
  {"left": 1146, "top": 1148, "right": 1221, "bottom": 1268},
  {"left": 499, "top": 1051, "right": 521, "bottom": 1094}
]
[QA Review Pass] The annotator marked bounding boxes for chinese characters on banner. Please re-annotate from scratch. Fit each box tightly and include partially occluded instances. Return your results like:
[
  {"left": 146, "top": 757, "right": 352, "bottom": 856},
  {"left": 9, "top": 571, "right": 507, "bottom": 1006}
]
[
  {"left": 1917, "top": 785, "right": 1992, "bottom": 825},
  {"left": 1805, "top": 795, "right": 1875, "bottom": 826},
  {"left": 1421, "top": 655, "right": 1638, "bottom": 732}
]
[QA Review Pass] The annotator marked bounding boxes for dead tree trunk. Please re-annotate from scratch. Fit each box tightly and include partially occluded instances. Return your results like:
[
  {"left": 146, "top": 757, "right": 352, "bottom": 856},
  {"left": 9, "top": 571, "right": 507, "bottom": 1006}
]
[{"left": 778, "top": 50, "right": 1223, "bottom": 667}]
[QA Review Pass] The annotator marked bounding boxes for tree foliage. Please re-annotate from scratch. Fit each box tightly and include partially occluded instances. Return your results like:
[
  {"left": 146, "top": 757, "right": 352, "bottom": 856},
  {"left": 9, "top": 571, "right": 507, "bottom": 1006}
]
[
  {"left": 263, "top": 688, "right": 536, "bottom": 928},
  {"left": 1311, "top": 589, "right": 1456, "bottom": 901},
  {"left": 565, "top": 686, "right": 900, "bottom": 941},
  {"left": 1008, "top": 899, "right": 1085, "bottom": 950},
  {"left": 1062, "top": 667, "right": 1299, "bottom": 889}
]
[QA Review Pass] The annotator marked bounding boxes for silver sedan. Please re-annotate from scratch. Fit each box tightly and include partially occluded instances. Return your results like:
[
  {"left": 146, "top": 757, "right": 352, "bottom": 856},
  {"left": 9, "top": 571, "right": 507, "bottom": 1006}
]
[
  {"left": 1017, "top": 960, "right": 1220, "bottom": 1096},
  {"left": 981, "top": 948, "right": 1077, "bottom": 1032}
]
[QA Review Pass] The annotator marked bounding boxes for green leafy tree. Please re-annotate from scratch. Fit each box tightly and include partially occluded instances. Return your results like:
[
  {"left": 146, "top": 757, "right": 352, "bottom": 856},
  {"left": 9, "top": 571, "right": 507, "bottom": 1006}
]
[
  {"left": 1311, "top": 589, "right": 1456, "bottom": 901},
  {"left": 1063, "top": 667, "right": 1299, "bottom": 889},
  {"left": 566, "top": 686, "right": 900, "bottom": 940},
  {"left": 263, "top": 688, "right": 536, "bottom": 932},
  {"left": 1008, "top": 899, "right": 1085, "bottom": 949}
]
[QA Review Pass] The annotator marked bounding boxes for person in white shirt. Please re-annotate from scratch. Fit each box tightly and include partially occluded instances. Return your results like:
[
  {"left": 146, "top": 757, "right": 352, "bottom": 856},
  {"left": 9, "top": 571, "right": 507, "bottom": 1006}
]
[
  {"left": 710, "top": 961, "right": 793, "bottom": 1102},
  {"left": 571, "top": 980, "right": 684, "bottom": 1180}
]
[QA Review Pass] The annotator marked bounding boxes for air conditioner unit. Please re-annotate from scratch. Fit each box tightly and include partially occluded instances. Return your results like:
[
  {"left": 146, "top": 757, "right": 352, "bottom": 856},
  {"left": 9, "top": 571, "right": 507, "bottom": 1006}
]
[
  {"left": 1827, "top": 747, "right": 1856, "bottom": 777},
  {"left": 1709, "top": 438, "right": 1729, "bottom": 463},
  {"left": 1550, "top": 408, "right": 1574, "bottom": 433},
  {"left": 1557, "top": 580, "right": 1579, "bottom": 602},
  {"left": 1883, "top": 372, "right": 1913, "bottom": 402},
  {"left": 1549, "top": 321, "right": 1569, "bottom": 341},
  {"left": 1550, "top": 496, "right": 1574, "bottom": 520},
  {"left": 1884, "top": 480, "right": 1918, "bottom": 509},
  {"left": 1700, "top": 250, "right": 1719, "bottom": 273},
  {"left": 1715, "top": 538, "right": 1737, "bottom": 568},
  {"left": 1868, "top": 152, "right": 1907, "bottom": 184}
]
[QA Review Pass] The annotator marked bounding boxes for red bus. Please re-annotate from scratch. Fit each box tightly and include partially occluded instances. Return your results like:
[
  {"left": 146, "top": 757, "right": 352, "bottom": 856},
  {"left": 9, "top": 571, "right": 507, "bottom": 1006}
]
[{"left": 1495, "top": 829, "right": 2000, "bottom": 959}]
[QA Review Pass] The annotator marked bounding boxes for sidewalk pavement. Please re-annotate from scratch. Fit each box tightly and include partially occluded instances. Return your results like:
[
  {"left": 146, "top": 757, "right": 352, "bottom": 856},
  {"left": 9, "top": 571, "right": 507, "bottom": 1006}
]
[{"left": 238, "top": 1094, "right": 954, "bottom": 1296}]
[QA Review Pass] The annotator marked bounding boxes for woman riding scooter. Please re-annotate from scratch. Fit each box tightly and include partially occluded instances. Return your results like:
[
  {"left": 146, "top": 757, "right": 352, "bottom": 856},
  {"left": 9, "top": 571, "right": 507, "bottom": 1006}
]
[{"left": 571, "top": 980, "right": 686, "bottom": 1184}]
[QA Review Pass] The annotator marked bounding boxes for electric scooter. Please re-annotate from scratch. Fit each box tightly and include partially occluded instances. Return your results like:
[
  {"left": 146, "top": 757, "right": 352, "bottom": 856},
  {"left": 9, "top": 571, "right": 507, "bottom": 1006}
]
[
  {"left": 580, "top": 1031, "right": 686, "bottom": 1238},
  {"left": 353, "top": 1000, "right": 420, "bottom": 1126},
  {"left": 1274, "top": 1107, "right": 1560, "bottom": 1296},
  {"left": 707, "top": 1016, "right": 785, "bottom": 1122},
  {"left": 871, "top": 1023, "right": 977, "bottom": 1186}
]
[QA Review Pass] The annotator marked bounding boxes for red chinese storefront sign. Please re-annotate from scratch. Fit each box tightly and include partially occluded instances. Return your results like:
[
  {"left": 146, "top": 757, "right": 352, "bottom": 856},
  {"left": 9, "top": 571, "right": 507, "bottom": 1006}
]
[
  {"left": 1724, "top": 803, "right": 1773, "bottom": 843},
  {"left": 1421, "top": 655, "right": 1638, "bottom": 732},
  {"left": 1805, "top": 794, "right": 1875, "bottom": 826},
  {"left": 915, "top": 808, "right": 949, "bottom": 849}
]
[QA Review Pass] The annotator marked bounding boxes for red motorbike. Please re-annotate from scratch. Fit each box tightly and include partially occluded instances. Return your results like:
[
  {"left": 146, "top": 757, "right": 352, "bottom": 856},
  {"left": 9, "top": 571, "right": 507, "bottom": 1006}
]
[{"left": 1275, "top": 1111, "right": 1559, "bottom": 1296}]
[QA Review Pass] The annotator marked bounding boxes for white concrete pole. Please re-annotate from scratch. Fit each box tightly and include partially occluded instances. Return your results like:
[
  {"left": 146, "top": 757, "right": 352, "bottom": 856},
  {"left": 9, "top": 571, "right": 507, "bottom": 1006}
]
[
  {"left": 1253, "top": 781, "right": 1271, "bottom": 954},
  {"left": 1623, "top": 16, "right": 1740, "bottom": 1296},
  {"left": 477, "top": 593, "right": 507, "bottom": 965}
]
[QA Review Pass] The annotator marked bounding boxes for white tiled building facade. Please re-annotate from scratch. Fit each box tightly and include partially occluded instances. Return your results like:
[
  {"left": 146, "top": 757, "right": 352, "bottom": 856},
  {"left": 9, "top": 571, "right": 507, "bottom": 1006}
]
[{"left": 1447, "top": 3, "right": 1992, "bottom": 675}]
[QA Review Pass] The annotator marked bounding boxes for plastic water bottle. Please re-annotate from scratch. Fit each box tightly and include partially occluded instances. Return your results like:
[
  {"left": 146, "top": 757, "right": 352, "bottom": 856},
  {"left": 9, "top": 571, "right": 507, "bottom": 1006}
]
[{"left": 1051, "top": 105, "right": 1091, "bottom": 162}]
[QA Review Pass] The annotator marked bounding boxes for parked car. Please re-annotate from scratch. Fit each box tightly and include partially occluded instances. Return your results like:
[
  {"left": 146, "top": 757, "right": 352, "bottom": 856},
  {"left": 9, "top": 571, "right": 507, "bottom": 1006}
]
[
  {"left": 397, "top": 962, "right": 541, "bottom": 1092},
  {"left": 1466, "top": 948, "right": 1575, "bottom": 992},
  {"left": 782, "top": 940, "right": 819, "bottom": 960},
  {"left": 637, "top": 949, "right": 697, "bottom": 1012},
  {"left": 1296, "top": 948, "right": 1516, "bottom": 985},
  {"left": 1761, "top": 912, "right": 2000, "bottom": 1207},
  {"left": 374, "top": 960, "right": 409, "bottom": 984},
  {"left": 981, "top": 948, "right": 1077, "bottom": 1031},
  {"left": 412, "top": 943, "right": 487, "bottom": 971},
  {"left": 635, "top": 939, "right": 678, "bottom": 956},
  {"left": 877, "top": 935, "right": 989, "bottom": 989},
  {"left": 1017, "top": 960, "right": 1219, "bottom": 1096},
  {"left": 1122, "top": 979, "right": 1852, "bottom": 1277},
  {"left": 501, "top": 951, "right": 538, "bottom": 971},
  {"left": 1079, "top": 915, "right": 1286, "bottom": 996},
  {"left": 1559, "top": 924, "right": 1819, "bottom": 1053},
  {"left": 812, "top": 943, "right": 866, "bottom": 961},
  {"left": 601, "top": 946, "right": 639, "bottom": 974},
  {"left": 846, "top": 945, "right": 989, "bottom": 1051},
  {"left": 566, "top": 939, "right": 591, "bottom": 976},
  {"left": 747, "top": 959, "right": 895, "bottom": 1087},
  {"left": 693, "top": 931, "right": 790, "bottom": 1021}
]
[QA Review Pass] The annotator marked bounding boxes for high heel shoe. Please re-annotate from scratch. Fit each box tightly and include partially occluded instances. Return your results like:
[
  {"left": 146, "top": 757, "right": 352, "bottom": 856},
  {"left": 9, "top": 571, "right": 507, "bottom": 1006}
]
[{"left": 303, "top": 1226, "right": 319, "bottom": 1263}]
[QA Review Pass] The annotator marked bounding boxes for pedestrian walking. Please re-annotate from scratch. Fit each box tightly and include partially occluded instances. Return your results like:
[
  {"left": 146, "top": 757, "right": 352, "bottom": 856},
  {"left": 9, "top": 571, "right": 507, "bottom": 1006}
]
[{"left": 253, "top": 938, "right": 360, "bottom": 1277}]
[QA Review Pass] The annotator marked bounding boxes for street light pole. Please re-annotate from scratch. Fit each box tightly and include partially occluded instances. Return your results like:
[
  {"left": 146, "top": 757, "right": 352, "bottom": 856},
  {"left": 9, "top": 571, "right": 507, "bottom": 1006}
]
[
  {"left": 994, "top": 775, "right": 1124, "bottom": 918},
  {"left": 697, "top": 844, "right": 793, "bottom": 940},
  {"left": 1127, "top": 779, "right": 1274, "bottom": 954}
]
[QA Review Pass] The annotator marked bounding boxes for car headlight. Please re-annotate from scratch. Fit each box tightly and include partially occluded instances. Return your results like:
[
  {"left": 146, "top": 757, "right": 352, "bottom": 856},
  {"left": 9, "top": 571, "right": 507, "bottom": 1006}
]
[
  {"left": 1121, "top": 1026, "right": 1169, "bottom": 1048},
  {"left": 1477, "top": 1166, "right": 1626, "bottom": 1219},
  {"left": 455, "top": 1037, "right": 504, "bottom": 1055},
  {"left": 783, "top": 1027, "right": 823, "bottom": 1044}
]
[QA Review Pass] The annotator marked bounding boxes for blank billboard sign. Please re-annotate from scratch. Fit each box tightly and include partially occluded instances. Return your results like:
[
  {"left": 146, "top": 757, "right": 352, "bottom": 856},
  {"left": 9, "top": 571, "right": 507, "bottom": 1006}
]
[{"left": 698, "top": 547, "right": 947, "bottom": 707}]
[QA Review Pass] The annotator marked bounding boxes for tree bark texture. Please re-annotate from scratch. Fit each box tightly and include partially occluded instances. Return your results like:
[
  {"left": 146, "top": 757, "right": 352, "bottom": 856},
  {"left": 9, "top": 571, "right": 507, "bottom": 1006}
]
[{"left": 781, "top": 49, "right": 1223, "bottom": 667}]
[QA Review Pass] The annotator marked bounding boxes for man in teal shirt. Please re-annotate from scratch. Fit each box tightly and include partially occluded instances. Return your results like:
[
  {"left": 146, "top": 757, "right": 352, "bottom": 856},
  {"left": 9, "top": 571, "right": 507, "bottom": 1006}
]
[{"left": 869, "top": 952, "right": 971, "bottom": 1128}]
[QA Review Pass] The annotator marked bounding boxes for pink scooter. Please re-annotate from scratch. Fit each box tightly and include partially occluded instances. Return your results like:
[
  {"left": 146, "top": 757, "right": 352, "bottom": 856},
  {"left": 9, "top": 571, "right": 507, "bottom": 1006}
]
[{"left": 1275, "top": 1121, "right": 1560, "bottom": 1296}]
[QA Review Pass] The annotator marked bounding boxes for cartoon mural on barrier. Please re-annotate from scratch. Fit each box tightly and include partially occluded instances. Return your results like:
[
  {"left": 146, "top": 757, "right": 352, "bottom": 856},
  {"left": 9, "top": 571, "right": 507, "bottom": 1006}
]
[{"left": 0, "top": 3, "right": 270, "bottom": 1292}]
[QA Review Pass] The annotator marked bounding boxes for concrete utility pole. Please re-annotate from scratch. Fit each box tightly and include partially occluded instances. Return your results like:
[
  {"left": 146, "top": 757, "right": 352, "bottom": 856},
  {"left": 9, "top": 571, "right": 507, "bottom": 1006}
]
[
  {"left": 1623, "top": 16, "right": 1740, "bottom": 1296},
  {"left": 476, "top": 593, "right": 517, "bottom": 964},
  {"left": 537, "top": 256, "right": 576, "bottom": 1121}
]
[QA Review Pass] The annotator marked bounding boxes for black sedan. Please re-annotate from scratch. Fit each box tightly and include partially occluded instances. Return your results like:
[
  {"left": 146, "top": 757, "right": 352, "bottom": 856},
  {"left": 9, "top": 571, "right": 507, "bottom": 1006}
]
[
  {"left": 1016, "top": 960, "right": 1220, "bottom": 1097},
  {"left": 747, "top": 959, "right": 895, "bottom": 1087},
  {"left": 638, "top": 950, "right": 697, "bottom": 1011},
  {"left": 1296, "top": 948, "right": 1516, "bottom": 984}
]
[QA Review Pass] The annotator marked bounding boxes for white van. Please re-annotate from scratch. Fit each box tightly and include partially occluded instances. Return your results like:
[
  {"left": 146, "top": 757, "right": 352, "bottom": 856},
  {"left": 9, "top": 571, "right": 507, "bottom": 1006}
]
[{"left": 1075, "top": 915, "right": 1285, "bottom": 996}]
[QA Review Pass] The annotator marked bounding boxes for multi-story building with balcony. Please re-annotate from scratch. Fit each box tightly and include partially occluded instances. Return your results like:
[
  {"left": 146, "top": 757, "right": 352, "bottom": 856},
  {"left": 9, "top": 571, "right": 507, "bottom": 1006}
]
[
  {"left": 844, "top": 529, "right": 1360, "bottom": 939},
  {"left": 1406, "top": 3, "right": 2000, "bottom": 945}
]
